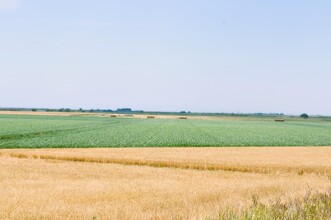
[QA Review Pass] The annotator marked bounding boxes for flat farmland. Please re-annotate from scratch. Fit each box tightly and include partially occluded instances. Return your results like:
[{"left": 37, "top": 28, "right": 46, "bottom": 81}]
[
  {"left": 1, "top": 113, "right": 331, "bottom": 219},
  {"left": 0, "top": 147, "right": 330, "bottom": 219},
  {"left": 1, "top": 114, "right": 331, "bottom": 148}
]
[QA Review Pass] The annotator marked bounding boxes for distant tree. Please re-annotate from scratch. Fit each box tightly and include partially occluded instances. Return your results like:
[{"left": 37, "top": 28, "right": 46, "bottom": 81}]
[
  {"left": 117, "top": 108, "right": 132, "bottom": 112},
  {"left": 300, "top": 113, "right": 309, "bottom": 119},
  {"left": 31, "top": 109, "right": 37, "bottom": 112}
]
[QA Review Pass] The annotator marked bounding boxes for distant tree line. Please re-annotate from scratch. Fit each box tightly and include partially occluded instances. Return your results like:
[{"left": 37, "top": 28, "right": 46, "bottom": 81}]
[{"left": 0, "top": 107, "right": 324, "bottom": 119}]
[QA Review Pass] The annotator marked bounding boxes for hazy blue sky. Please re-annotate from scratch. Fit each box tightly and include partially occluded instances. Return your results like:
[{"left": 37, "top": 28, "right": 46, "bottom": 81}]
[{"left": 1, "top": 0, "right": 330, "bottom": 115}]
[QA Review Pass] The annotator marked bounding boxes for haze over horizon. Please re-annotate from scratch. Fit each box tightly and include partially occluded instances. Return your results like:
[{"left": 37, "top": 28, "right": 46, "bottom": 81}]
[{"left": 1, "top": 1, "right": 330, "bottom": 115}]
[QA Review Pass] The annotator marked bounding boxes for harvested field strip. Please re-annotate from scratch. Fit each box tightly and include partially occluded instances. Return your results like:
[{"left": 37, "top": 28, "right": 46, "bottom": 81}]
[{"left": 2, "top": 152, "right": 330, "bottom": 175}]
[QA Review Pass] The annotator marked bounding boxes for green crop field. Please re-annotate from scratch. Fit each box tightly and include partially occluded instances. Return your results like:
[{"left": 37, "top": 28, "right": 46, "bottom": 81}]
[{"left": 0, "top": 114, "right": 331, "bottom": 148}]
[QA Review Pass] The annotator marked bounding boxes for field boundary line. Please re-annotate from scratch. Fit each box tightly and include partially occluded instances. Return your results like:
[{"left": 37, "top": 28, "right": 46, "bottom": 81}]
[{"left": 2, "top": 152, "right": 330, "bottom": 176}]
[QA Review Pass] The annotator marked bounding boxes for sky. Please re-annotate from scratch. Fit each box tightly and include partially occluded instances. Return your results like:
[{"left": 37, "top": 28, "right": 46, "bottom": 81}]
[{"left": 1, "top": 0, "right": 330, "bottom": 115}]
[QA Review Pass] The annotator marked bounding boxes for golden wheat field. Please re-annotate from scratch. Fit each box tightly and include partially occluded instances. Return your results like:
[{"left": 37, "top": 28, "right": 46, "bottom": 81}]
[{"left": 0, "top": 147, "right": 330, "bottom": 219}]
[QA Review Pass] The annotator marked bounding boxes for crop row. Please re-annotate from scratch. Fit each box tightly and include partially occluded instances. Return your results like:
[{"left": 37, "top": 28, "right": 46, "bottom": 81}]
[{"left": 0, "top": 115, "right": 331, "bottom": 148}]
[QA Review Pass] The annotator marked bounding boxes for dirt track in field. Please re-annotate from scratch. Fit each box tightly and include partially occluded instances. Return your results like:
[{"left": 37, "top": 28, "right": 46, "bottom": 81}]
[
  {"left": 0, "top": 111, "right": 85, "bottom": 116},
  {"left": 0, "top": 110, "right": 198, "bottom": 119},
  {"left": 0, "top": 110, "right": 254, "bottom": 120}
]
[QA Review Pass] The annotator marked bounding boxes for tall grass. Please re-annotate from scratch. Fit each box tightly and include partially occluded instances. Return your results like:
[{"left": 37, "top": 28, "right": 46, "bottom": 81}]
[{"left": 217, "top": 190, "right": 331, "bottom": 220}]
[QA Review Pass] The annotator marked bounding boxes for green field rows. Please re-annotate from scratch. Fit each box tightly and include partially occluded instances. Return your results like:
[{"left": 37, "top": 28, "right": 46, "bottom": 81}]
[{"left": 0, "top": 114, "right": 331, "bottom": 148}]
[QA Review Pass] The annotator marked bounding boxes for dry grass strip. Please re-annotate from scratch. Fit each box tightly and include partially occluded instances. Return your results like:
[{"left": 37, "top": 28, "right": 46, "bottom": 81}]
[{"left": 2, "top": 152, "right": 330, "bottom": 176}]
